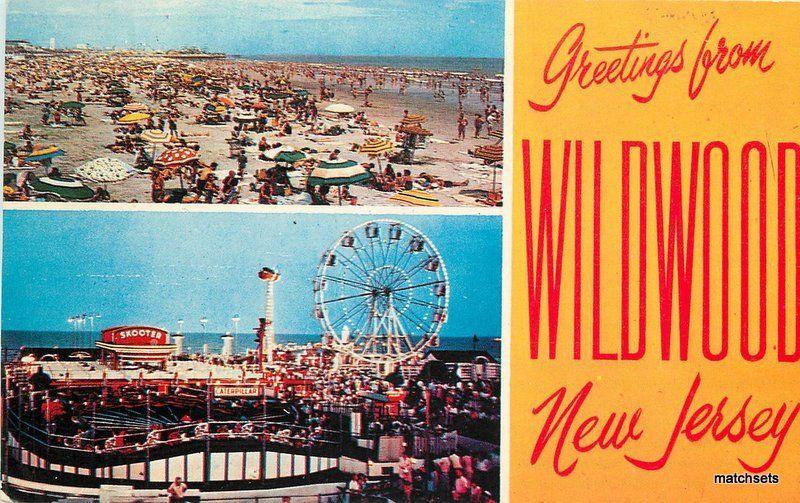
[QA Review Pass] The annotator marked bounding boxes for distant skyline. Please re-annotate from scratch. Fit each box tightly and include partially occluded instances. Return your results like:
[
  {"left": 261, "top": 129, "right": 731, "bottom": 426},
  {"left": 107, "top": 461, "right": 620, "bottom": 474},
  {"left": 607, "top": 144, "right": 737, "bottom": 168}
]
[
  {"left": 6, "top": 0, "right": 505, "bottom": 58},
  {"left": 2, "top": 211, "right": 502, "bottom": 339}
]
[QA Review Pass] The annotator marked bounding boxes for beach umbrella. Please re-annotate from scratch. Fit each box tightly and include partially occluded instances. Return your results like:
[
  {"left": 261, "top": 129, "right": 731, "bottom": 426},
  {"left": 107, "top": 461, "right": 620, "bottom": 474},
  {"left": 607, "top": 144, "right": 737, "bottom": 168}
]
[
  {"left": 473, "top": 144, "right": 503, "bottom": 163},
  {"left": 390, "top": 189, "right": 440, "bottom": 207},
  {"left": 293, "top": 89, "right": 310, "bottom": 97},
  {"left": 307, "top": 160, "right": 369, "bottom": 186},
  {"left": 24, "top": 146, "right": 65, "bottom": 163},
  {"left": 233, "top": 112, "right": 257, "bottom": 123},
  {"left": 274, "top": 150, "right": 306, "bottom": 164},
  {"left": 29, "top": 175, "right": 94, "bottom": 201},
  {"left": 75, "top": 157, "right": 135, "bottom": 184},
  {"left": 359, "top": 137, "right": 394, "bottom": 156},
  {"left": 4, "top": 141, "right": 17, "bottom": 156},
  {"left": 155, "top": 147, "right": 199, "bottom": 166},
  {"left": 359, "top": 137, "right": 394, "bottom": 174},
  {"left": 140, "top": 129, "right": 171, "bottom": 144},
  {"left": 308, "top": 159, "right": 371, "bottom": 204},
  {"left": 252, "top": 101, "right": 269, "bottom": 110},
  {"left": 118, "top": 112, "right": 151, "bottom": 124},
  {"left": 323, "top": 103, "right": 355, "bottom": 115},
  {"left": 109, "top": 88, "right": 130, "bottom": 96},
  {"left": 489, "top": 128, "right": 503, "bottom": 141},
  {"left": 265, "top": 92, "right": 293, "bottom": 101},
  {"left": 218, "top": 97, "right": 235, "bottom": 107},
  {"left": 398, "top": 124, "right": 432, "bottom": 136},
  {"left": 400, "top": 114, "right": 426, "bottom": 126},
  {"left": 60, "top": 101, "right": 85, "bottom": 110},
  {"left": 123, "top": 103, "right": 149, "bottom": 112},
  {"left": 473, "top": 144, "right": 504, "bottom": 203}
]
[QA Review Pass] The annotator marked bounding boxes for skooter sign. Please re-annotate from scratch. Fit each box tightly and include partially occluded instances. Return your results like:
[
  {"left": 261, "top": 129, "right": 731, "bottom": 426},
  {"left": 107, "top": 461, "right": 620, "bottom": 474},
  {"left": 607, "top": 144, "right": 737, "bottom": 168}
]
[{"left": 101, "top": 326, "right": 168, "bottom": 346}]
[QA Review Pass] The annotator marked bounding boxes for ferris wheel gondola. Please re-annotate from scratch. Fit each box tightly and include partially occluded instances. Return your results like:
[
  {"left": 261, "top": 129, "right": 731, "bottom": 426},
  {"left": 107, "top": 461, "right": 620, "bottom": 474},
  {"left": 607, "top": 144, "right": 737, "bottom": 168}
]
[{"left": 313, "top": 220, "right": 449, "bottom": 368}]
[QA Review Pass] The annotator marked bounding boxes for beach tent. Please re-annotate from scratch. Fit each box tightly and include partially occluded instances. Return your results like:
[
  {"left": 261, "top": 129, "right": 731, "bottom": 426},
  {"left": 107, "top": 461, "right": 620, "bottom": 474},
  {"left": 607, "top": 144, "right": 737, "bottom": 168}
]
[
  {"left": 118, "top": 112, "right": 151, "bottom": 124},
  {"left": 75, "top": 157, "right": 135, "bottom": 184},
  {"left": 29, "top": 175, "right": 94, "bottom": 201},
  {"left": 390, "top": 189, "right": 440, "bottom": 207}
]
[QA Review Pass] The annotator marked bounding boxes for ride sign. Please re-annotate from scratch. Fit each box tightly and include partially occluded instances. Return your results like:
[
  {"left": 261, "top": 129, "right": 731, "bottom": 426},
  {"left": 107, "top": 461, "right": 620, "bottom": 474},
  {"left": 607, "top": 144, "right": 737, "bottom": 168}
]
[{"left": 100, "top": 326, "right": 168, "bottom": 346}]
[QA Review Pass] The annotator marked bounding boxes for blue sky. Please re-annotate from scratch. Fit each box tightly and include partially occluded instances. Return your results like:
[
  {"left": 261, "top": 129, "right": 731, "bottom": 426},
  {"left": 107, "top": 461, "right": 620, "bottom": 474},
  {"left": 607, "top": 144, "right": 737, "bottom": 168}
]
[
  {"left": 6, "top": 0, "right": 504, "bottom": 57},
  {"left": 2, "top": 211, "right": 502, "bottom": 339}
]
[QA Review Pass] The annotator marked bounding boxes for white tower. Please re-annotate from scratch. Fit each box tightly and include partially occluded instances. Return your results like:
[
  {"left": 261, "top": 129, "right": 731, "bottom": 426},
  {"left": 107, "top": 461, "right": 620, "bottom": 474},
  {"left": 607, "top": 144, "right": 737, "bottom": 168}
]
[
  {"left": 173, "top": 319, "right": 184, "bottom": 356},
  {"left": 221, "top": 332, "right": 234, "bottom": 358},
  {"left": 49, "top": 37, "right": 55, "bottom": 50},
  {"left": 258, "top": 267, "right": 280, "bottom": 364}
]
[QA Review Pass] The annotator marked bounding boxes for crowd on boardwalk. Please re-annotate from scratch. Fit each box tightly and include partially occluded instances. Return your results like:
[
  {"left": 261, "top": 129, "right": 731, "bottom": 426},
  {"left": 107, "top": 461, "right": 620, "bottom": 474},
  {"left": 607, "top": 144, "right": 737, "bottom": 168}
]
[{"left": 8, "top": 347, "right": 500, "bottom": 502}]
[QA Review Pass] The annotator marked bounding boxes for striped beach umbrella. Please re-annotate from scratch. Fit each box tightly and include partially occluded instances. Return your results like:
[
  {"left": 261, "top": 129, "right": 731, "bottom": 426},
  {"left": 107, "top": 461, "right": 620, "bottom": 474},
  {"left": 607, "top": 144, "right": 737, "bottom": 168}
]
[
  {"left": 474, "top": 144, "right": 503, "bottom": 163},
  {"left": 24, "top": 146, "right": 65, "bottom": 163},
  {"left": 155, "top": 147, "right": 199, "bottom": 166},
  {"left": 307, "top": 160, "right": 370, "bottom": 187},
  {"left": 400, "top": 114, "right": 426, "bottom": 126},
  {"left": 358, "top": 137, "right": 394, "bottom": 156},
  {"left": 140, "top": 129, "right": 171, "bottom": 144},
  {"left": 473, "top": 144, "right": 504, "bottom": 204},
  {"left": 390, "top": 189, "right": 440, "bottom": 207},
  {"left": 489, "top": 128, "right": 503, "bottom": 140},
  {"left": 118, "top": 112, "right": 151, "bottom": 124},
  {"left": 398, "top": 124, "right": 433, "bottom": 136},
  {"left": 274, "top": 150, "right": 306, "bottom": 164}
]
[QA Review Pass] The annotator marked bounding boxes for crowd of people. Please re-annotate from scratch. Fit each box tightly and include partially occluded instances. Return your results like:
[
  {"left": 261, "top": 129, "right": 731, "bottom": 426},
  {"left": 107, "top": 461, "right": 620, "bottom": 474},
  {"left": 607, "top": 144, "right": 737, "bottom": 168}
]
[{"left": 4, "top": 52, "right": 502, "bottom": 205}]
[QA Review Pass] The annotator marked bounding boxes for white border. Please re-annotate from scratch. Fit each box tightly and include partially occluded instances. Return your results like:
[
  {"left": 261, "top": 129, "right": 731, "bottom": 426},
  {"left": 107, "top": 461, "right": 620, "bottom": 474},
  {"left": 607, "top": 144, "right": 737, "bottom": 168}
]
[
  {"left": 500, "top": 0, "right": 513, "bottom": 501},
  {"left": 0, "top": 0, "right": 513, "bottom": 499}
]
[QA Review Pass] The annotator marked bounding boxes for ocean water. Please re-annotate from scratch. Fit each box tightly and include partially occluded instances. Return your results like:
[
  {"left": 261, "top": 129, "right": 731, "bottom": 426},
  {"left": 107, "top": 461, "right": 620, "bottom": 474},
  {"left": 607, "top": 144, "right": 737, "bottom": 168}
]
[
  {"left": 248, "top": 55, "right": 505, "bottom": 76},
  {"left": 2, "top": 330, "right": 501, "bottom": 361}
]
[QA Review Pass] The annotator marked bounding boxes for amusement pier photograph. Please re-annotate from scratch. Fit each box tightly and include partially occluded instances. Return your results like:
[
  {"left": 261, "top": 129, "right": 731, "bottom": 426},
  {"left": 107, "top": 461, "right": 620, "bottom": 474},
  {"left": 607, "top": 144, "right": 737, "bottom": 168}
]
[
  {"left": 3, "top": 0, "right": 505, "bottom": 207},
  {"left": 1, "top": 210, "right": 502, "bottom": 502}
]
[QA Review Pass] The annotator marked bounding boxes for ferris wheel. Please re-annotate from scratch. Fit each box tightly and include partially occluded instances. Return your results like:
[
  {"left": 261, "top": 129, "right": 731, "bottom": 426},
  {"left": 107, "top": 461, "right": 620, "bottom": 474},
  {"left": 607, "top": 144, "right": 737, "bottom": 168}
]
[{"left": 313, "top": 220, "right": 449, "bottom": 367}]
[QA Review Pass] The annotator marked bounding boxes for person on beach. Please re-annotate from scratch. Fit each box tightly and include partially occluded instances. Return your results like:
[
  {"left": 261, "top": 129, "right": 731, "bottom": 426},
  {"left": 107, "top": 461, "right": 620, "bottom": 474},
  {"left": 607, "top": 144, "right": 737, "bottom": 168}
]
[
  {"left": 151, "top": 170, "right": 165, "bottom": 203},
  {"left": 474, "top": 114, "right": 484, "bottom": 138},
  {"left": 457, "top": 115, "right": 467, "bottom": 140}
]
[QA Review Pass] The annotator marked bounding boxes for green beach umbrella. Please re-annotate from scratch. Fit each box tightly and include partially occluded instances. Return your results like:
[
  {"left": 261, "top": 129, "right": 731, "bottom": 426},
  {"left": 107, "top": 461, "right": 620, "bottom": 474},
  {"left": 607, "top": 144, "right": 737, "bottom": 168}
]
[
  {"left": 29, "top": 175, "right": 94, "bottom": 201},
  {"left": 60, "top": 101, "right": 85, "bottom": 110},
  {"left": 307, "top": 160, "right": 371, "bottom": 186},
  {"left": 274, "top": 150, "right": 306, "bottom": 164}
]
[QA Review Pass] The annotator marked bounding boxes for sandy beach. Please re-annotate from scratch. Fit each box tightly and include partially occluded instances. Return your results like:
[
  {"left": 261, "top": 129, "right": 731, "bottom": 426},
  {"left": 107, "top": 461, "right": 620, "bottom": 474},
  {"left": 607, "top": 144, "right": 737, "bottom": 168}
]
[{"left": 4, "top": 52, "right": 504, "bottom": 206}]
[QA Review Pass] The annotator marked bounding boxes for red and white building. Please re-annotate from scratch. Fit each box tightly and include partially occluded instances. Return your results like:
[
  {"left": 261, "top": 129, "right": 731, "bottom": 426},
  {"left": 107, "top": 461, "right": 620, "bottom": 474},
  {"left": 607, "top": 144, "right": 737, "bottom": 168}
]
[{"left": 95, "top": 326, "right": 177, "bottom": 370}]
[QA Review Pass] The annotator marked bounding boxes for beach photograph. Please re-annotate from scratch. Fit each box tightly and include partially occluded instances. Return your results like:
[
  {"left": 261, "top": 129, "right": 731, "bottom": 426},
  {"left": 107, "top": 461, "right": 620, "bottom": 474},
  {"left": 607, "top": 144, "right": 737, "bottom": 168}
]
[
  {"left": 1, "top": 209, "right": 502, "bottom": 501},
  {"left": 3, "top": 0, "right": 505, "bottom": 207}
]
